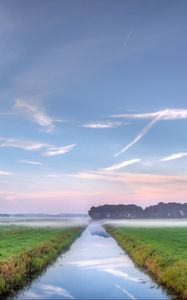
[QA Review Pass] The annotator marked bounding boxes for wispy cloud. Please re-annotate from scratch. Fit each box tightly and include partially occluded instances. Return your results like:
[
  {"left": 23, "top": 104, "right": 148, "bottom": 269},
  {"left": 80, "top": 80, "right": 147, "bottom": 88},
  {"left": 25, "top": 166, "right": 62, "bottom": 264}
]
[
  {"left": 112, "top": 108, "right": 187, "bottom": 120},
  {"left": 0, "top": 171, "right": 14, "bottom": 176},
  {"left": 122, "top": 31, "right": 133, "bottom": 49},
  {"left": 17, "top": 160, "right": 44, "bottom": 166},
  {"left": 114, "top": 114, "right": 163, "bottom": 157},
  {"left": 161, "top": 152, "right": 187, "bottom": 161},
  {"left": 43, "top": 144, "right": 76, "bottom": 157},
  {"left": 46, "top": 174, "right": 60, "bottom": 178},
  {"left": 14, "top": 99, "right": 55, "bottom": 132},
  {"left": 0, "top": 137, "right": 49, "bottom": 151},
  {"left": 82, "top": 121, "right": 123, "bottom": 128},
  {"left": 0, "top": 137, "right": 76, "bottom": 157},
  {"left": 0, "top": 170, "right": 14, "bottom": 176},
  {"left": 70, "top": 170, "right": 187, "bottom": 188},
  {"left": 103, "top": 159, "right": 141, "bottom": 172},
  {"left": 113, "top": 109, "right": 187, "bottom": 157},
  {"left": 69, "top": 158, "right": 141, "bottom": 182}
]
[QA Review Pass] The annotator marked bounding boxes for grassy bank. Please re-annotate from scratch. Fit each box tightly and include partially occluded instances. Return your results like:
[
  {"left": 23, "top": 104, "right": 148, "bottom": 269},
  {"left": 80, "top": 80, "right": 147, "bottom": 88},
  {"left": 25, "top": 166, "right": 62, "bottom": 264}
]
[
  {"left": 0, "top": 226, "right": 83, "bottom": 297},
  {"left": 106, "top": 226, "right": 187, "bottom": 299}
]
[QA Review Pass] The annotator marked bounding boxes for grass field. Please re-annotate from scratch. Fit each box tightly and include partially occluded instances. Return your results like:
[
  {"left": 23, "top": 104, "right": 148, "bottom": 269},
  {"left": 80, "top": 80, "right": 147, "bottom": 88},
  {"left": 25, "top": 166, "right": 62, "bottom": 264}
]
[
  {"left": 106, "top": 226, "right": 187, "bottom": 299},
  {"left": 0, "top": 226, "right": 83, "bottom": 297}
]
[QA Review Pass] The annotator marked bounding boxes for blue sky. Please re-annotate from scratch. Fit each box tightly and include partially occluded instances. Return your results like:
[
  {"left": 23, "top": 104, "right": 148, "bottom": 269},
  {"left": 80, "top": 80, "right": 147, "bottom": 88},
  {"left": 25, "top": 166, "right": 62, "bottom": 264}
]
[{"left": 1, "top": 0, "right": 187, "bottom": 213}]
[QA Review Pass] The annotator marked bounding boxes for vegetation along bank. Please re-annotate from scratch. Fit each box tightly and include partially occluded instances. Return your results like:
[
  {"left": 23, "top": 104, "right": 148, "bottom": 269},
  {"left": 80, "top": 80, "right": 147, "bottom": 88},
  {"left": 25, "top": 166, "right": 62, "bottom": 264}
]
[
  {"left": 106, "top": 226, "right": 187, "bottom": 299},
  {"left": 0, "top": 226, "right": 83, "bottom": 297}
]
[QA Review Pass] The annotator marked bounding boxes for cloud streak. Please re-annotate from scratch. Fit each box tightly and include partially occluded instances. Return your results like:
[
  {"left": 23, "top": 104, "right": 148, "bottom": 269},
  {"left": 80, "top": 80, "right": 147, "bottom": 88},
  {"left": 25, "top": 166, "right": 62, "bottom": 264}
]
[
  {"left": 0, "top": 137, "right": 76, "bottom": 157},
  {"left": 43, "top": 144, "right": 77, "bottom": 157},
  {"left": 0, "top": 137, "right": 49, "bottom": 151},
  {"left": 161, "top": 152, "right": 187, "bottom": 161},
  {"left": 0, "top": 171, "right": 14, "bottom": 176},
  {"left": 113, "top": 109, "right": 187, "bottom": 157},
  {"left": 14, "top": 99, "right": 55, "bottom": 132},
  {"left": 17, "top": 160, "right": 44, "bottom": 166},
  {"left": 122, "top": 31, "right": 133, "bottom": 49},
  {"left": 114, "top": 114, "right": 163, "bottom": 157},
  {"left": 82, "top": 121, "right": 123, "bottom": 128},
  {"left": 103, "top": 159, "right": 141, "bottom": 172},
  {"left": 112, "top": 108, "right": 187, "bottom": 120},
  {"left": 70, "top": 170, "right": 187, "bottom": 187}
]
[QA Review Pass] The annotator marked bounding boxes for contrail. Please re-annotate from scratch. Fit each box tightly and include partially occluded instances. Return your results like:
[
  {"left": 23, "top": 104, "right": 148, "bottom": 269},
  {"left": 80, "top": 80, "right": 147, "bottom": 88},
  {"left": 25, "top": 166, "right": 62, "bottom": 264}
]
[
  {"left": 114, "top": 113, "right": 164, "bottom": 157},
  {"left": 103, "top": 159, "right": 141, "bottom": 172},
  {"left": 161, "top": 152, "right": 187, "bottom": 161},
  {"left": 111, "top": 108, "right": 187, "bottom": 120},
  {"left": 122, "top": 31, "right": 132, "bottom": 49}
]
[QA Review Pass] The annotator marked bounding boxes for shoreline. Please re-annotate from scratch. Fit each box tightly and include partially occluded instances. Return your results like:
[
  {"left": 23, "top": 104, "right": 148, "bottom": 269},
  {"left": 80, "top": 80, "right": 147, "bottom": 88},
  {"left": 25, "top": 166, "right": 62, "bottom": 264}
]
[
  {"left": 105, "top": 226, "right": 187, "bottom": 299},
  {"left": 0, "top": 226, "right": 83, "bottom": 298}
]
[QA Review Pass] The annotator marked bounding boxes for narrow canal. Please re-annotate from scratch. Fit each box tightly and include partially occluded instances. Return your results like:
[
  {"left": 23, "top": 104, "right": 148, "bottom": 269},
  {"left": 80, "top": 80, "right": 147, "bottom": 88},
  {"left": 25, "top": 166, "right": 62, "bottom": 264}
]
[{"left": 15, "top": 223, "right": 170, "bottom": 299}]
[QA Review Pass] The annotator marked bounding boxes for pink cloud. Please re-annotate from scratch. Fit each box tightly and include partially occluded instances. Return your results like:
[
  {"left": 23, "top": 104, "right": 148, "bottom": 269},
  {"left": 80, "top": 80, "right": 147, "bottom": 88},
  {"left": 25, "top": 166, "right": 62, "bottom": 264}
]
[{"left": 0, "top": 171, "right": 187, "bottom": 213}]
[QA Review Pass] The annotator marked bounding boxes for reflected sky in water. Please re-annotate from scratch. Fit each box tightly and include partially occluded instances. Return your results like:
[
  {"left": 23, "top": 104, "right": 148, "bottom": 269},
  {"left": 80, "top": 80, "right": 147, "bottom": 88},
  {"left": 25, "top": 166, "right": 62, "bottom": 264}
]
[{"left": 15, "top": 223, "right": 170, "bottom": 300}]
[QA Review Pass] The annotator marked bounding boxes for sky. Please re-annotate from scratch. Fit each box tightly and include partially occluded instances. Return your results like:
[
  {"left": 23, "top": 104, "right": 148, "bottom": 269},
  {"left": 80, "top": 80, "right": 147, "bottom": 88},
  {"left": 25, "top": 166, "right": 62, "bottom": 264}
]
[{"left": 1, "top": 0, "right": 187, "bottom": 213}]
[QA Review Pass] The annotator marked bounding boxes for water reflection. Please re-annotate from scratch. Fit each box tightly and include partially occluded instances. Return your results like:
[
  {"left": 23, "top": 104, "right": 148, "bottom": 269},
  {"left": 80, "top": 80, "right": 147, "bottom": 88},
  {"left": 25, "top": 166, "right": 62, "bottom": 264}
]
[
  {"left": 15, "top": 223, "right": 170, "bottom": 299},
  {"left": 89, "top": 224, "right": 110, "bottom": 238},
  {"left": 18, "top": 284, "right": 74, "bottom": 299}
]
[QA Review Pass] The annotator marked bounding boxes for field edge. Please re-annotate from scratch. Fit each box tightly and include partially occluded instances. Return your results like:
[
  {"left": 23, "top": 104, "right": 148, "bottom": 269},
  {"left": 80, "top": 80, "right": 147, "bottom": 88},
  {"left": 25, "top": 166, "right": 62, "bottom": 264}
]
[
  {"left": 105, "top": 225, "right": 187, "bottom": 300},
  {"left": 0, "top": 226, "right": 84, "bottom": 298}
]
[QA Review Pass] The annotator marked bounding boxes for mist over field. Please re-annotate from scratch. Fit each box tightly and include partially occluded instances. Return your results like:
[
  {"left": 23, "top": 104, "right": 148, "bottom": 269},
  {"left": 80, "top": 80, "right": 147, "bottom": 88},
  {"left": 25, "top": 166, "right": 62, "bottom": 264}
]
[{"left": 0, "top": 0, "right": 187, "bottom": 299}]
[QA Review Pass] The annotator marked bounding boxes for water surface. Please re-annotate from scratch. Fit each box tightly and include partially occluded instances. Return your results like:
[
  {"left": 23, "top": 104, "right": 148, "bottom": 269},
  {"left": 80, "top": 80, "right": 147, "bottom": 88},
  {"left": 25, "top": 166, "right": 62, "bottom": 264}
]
[{"left": 15, "top": 223, "right": 170, "bottom": 299}]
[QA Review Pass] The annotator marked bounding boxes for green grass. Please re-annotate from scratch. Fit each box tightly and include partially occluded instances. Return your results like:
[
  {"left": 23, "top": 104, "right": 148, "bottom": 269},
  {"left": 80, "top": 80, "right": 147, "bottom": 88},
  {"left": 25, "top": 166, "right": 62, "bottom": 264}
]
[
  {"left": 106, "top": 226, "right": 187, "bottom": 299},
  {"left": 0, "top": 225, "right": 83, "bottom": 297}
]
